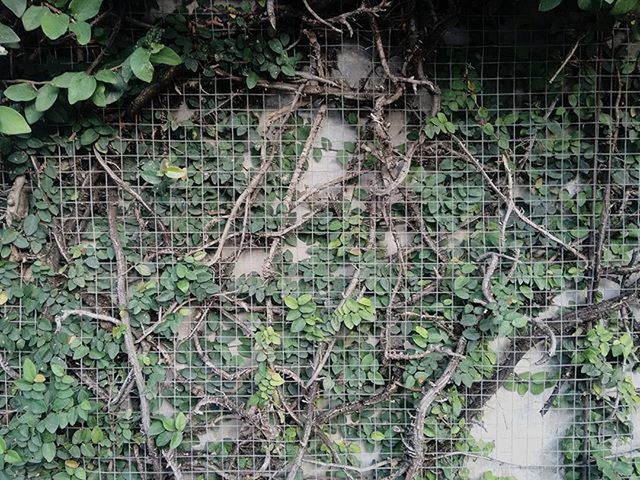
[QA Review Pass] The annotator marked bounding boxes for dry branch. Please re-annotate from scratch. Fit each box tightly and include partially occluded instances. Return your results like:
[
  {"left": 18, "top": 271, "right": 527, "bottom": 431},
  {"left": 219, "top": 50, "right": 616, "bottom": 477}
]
[
  {"left": 107, "top": 201, "right": 163, "bottom": 476},
  {"left": 317, "top": 367, "right": 403, "bottom": 424},
  {"left": 208, "top": 86, "right": 305, "bottom": 266},
  {"left": 449, "top": 136, "right": 590, "bottom": 264},
  {"left": 262, "top": 104, "right": 327, "bottom": 277},
  {"left": 285, "top": 384, "right": 319, "bottom": 480},
  {"left": 94, "top": 148, "right": 170, "bottom": 243},
  {"left": 466, "top": 290, "right": 638, "bottom": 414},
  {"left": 404, "top": 337, "right": 467, "bottom": 480}
]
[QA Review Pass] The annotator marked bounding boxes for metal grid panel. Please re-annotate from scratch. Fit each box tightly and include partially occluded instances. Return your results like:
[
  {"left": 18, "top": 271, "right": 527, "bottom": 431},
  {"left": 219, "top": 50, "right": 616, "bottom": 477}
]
[{"left": 1, "top": 8, "right": 639, "bottom": 480}]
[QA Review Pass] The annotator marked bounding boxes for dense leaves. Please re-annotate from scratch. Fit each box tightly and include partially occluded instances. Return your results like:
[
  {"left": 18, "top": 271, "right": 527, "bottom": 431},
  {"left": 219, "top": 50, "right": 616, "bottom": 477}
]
[{"left": 0, "top": 0, "right": 639, "bottom": 479}]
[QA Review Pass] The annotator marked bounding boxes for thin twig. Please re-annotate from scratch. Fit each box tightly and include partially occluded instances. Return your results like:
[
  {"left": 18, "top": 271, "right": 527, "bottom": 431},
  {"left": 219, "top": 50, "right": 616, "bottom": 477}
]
[
  {"left": 318, "top": 367, "right": 403, "bottom": 424},
  {"left": 479, "top": 252, "right": 499, "bottom": 304},
  {"left": 302, "top": 0, "right": 341, "bottom": 33},
  {"left": 500, "top": 154, "right": 515, "bottom": 249},
  {"left": 266, "top": 0, "right": 276, "bottom": 28},
  {"left": 208, "top": 86, "right": 305, "bottom": 266},
  {"left": 93, "top": 148, "right": 170, "bottom": 243},
  {"left": 86, "top": 15, "right": 122, "bottom": 74},
  {"left": 0, "top": 354, "right": 18, "bottom": 380},
  {"left": 548, "top": 34, "right": 586, "bottom": 84},
  {"left": 55, "top": 309, "right": 121, "bottom": 333},
  {"left": 449, "top": 136, "right": 589, "bottom": 264},
  {"left": 162, "top": 450, "right": 183, "bottom": 480}
]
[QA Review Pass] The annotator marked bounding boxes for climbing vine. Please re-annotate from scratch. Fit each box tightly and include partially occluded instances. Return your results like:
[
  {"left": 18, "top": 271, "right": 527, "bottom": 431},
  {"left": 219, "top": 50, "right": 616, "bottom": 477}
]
[{"left": 0, "top": 0, "right": 639, "bottom": 479}]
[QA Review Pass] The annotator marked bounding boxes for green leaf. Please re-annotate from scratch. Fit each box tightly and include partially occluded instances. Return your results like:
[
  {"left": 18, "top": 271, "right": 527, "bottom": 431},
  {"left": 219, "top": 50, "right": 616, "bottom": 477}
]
[
  {"left": 268, "top": 38, "right": 283, "bottom": 54},
  {"left": 0, "top": 23, "right": 20, "bottom": 44},
  {"left": 0, "top": 106, "right": 31, "bottom": 134},
  {"left": 43, "top": 413, "right": 58, "bottom": 433},
  {"left": 610, "top": 0, "right": 639, "bottom": 14},
  {"left": 176, "top": 279, "right": 189, "bottom": 293},
  {"left": 41, "top": 11, "right": 70, "bottom": 40},
  {"left": 297, "top": 293, "right": 312, "bottom": 305},
  {"left": 69, "top": 20, "right": 91, "bottom": 45},
  {"left": 164, "top": 165, "right": 187, "bottom": 180},
  {"left": 35, "top": 84, "right": 59, "bottom": 112},
  {"left": 415, "top": 326, "right": 429, "bottom": 339},
  {"left": 22, "top": 357, "right": 36, "bottom": 382},
  {"left": 69, "top": 0, "right": 102, "bottom": 21},
  {"left": 246, "top": 70, "right": 259, "bottom": 89},
  {"left": 578, "top": 0, "right": 598, "bottom": 9},
  {"left": 4, "top": 83, "right": 37, "bottom": 102},
  {"left": 175, "top": 412, "right": 187, "bottom": 431},
  {"left": 150, "top": 46, "right": 182, "bottom": 65},
  {"left": 24, "top": 102, "right": 43, "bottom": 124},
  {"left": 290, "top": 317, "right": 306, "bottom": 333},
  {"left": 2, "top": 0, "right": 26, "bottom": 17},
  {"left": 67, "top": 72, "right": 96, "bottom": 104},
  {"left": 42, "top": 442, "right": 56, "bottom": 462},
  {"left": 370, "top": 431, "right": 385, "bottom": 441},
  {"left": 91, "top": 84, "right": 106, "bottom": 107},
  {"left": 283, "top": 296, "right": 298, "bottom": 309},
  {"left": 4, "top": 449, "right": 22, "bottom": 464},
  {"left": 357, "top": 296, "right": 372, "bottom": 307},
  {"left": 21, "top": 5, "right": 44, "bottom": 30},
  {"left": 95, "top": 69, "right": 117, "bottom": 84},
  {"left": 539, "top": 0, "right": 562, "bottom": 11},
  {"left": 129, "top": 47, "right": 154, "bottom": 83},
  {"left": 512, "top": 315, "right": 528, "bottom": 329},
  {"left": 51, "top": 72, "right": 75, "bottom": 88},
  {"left": 135, "top": 264, "right": 152, "bottom": 276},
  {"left": 90, "top": 426, "right": 104, "bottom": 443},
  {"left": 23, "top": 215, "right": 39, "bottom": 235},
  {"left": 169, "top": 431, "right": 183, "bottom": 450}
]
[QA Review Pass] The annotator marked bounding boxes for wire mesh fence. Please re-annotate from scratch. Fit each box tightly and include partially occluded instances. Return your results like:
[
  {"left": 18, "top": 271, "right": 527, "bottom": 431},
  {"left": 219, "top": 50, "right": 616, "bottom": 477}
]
[{"left": 1, "top": 4, "right": 639, "bottom": 480}]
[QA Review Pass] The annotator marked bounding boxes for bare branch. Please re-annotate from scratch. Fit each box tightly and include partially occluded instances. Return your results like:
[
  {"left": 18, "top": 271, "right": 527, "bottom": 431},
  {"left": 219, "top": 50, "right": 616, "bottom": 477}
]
[
  {"left": 404, "top": 337, "right": 467, "bottom": 479},
  {"left": 107, "top": 200, "right": 163, "bottom": 476}
]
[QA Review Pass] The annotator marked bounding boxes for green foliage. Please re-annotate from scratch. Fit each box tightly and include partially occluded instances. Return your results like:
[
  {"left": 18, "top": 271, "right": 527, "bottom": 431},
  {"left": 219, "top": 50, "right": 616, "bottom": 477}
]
[
  {"left": 0, "top": 0, "right": 638, "bottom": 478},
  {"left": 540, "top": 0, "right": 640, "bottom": 14}
]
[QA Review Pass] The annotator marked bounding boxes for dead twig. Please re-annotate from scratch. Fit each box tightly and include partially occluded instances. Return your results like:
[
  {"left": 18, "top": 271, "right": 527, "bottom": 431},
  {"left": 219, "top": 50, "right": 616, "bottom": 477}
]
[
  {"left": 466, "top": 290, "right": 638, "bottom": 415},
  {"left": 499, "top": 154, "right": 515, "bottom": 250},
  {"left": 93, "top": 148, "right": 170, "bottom": 244},
  {"left": 162, "top": 450, "right": 183, "bottom": 480},
  {"left": 55, "top": 309, "right": 121, "bottom": 333},
  {"left": 125, "top": 65, "right": 183, "bottom": 117},
  {"left": 86, "top": 15, "right": 122, "bottom": 74},
  {"left": 548, "top": 33, "right": 586, "bottom": 84},
  {"left": 266, "top": 0, "right": 276, "bottom": 28},
  {"left": 4, "top": 175, "right": 28, "bottom": 227},
  {"left": 450, "top": 136, "right": 590, "bottom": 264},
  {"left": 302, "top": 0, "right": 341, "bottom": 33},
  {"left": 208, "top": 85, "right": 305, "bottom": 266},
  {"left": 304, "top": 0, "right": 390, "bottom": 36},
  {"left": 0, "top": 354, "right": 19, "bottom": 380},
  {"left": 318, "top": 367, "right": 403, "bottom": 424},
  {"left": 478, "top": 252, "right": 499, "bottom": 304}
]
